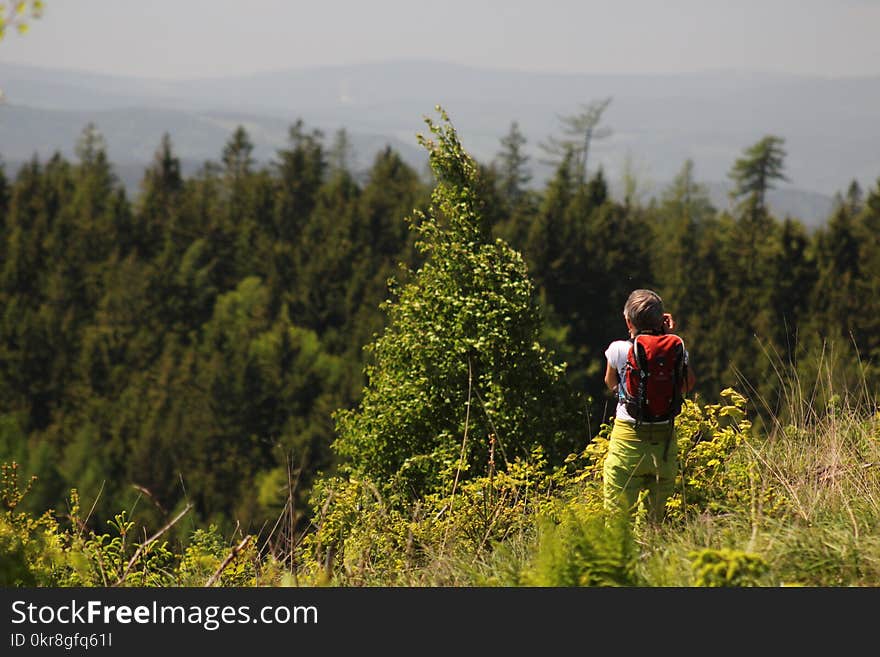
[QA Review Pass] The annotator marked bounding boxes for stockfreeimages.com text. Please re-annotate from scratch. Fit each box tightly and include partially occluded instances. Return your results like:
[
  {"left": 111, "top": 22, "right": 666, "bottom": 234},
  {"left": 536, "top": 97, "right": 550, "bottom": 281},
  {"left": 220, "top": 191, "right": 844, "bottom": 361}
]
[{"left": 10, "top": 600, "right": 317, "bottom": 631}]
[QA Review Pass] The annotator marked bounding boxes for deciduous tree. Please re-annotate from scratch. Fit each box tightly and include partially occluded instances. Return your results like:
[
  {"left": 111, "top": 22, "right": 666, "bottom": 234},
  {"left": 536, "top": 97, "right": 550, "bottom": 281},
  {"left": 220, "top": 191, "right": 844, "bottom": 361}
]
[{"left": 332, "top": 108, "right": 583, "bottom": 498}]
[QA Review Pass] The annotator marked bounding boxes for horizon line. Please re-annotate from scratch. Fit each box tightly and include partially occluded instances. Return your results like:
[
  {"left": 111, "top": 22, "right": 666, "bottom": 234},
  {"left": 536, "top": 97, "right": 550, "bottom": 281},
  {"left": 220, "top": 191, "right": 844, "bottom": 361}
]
[{"left": 3, "top": 57, "right": 878, "bottom": 84}]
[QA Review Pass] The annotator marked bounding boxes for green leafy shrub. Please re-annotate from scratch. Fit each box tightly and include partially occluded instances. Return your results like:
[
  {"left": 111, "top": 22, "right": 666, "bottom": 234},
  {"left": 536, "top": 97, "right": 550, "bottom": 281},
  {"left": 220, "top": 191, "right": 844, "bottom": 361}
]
[
  {"left": 524, "top": 507, "right": 642, "bottom": 586},
  {"left": 1, "top": 463, "right": 267, "bottom": 587},
  {"left": 672, "top": 388, "right": 791, "bottom": 519},
  {"left": 0, "top": 510, "right": 65, "bottom": 586},
  {"left": 671, "top": 388, "right": 754, "bottom": 515},
  {"left": 177, "top": 524, "right": 262, "bottom": 586},
  {"left": 301, "top": 444, "right": 567, "bottom": 584},
  {"left": 0, "top": 462, "right": 70, "bottom": 586},
  {"left": 331, "top": 107, "right": 584, "bottom": 502},
  {"left": 582, "top": 388, "right": 786, "bottom": 521},
  {"left": 80, "top": 510, "right": 176, "bottom": 586},
  {"left": 690, "top": 547, "right": 772, "bottom": 587}
]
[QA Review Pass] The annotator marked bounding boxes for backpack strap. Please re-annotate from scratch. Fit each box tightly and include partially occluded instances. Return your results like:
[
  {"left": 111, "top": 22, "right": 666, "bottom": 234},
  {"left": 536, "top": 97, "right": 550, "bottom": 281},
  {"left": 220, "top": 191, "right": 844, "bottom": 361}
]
[
  {"left": 669, "top": 334, "right": 687, "bottom": 418},
  {"left": 668, "top": 335, "right": 687, "bottom": 458},
  {"left": 630, "top": 335, "right": 649, "bottom": 427}
]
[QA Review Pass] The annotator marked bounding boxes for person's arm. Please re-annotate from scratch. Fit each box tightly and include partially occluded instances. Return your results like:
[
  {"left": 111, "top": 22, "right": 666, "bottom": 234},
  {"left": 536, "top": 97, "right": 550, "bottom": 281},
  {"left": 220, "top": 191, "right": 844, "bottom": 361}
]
[{"left": 605, "top": 360, "right": 619, "bottom": 393}]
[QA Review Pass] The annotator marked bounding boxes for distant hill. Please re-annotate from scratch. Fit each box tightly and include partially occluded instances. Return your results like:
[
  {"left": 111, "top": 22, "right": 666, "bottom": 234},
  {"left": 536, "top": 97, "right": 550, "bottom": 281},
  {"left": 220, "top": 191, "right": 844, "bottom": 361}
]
[
  {"left": 0, "top": 104, "right": 427, "bottom": 187},
  {"left": 2, "top": 60, "right": 877, "bottom": 226}
]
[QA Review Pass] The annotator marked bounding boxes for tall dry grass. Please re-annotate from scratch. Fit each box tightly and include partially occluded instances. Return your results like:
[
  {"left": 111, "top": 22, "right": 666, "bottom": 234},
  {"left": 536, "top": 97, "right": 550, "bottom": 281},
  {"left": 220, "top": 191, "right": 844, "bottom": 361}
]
[{"left": 636, "top": 338, "right": 880, "bottom": 586}]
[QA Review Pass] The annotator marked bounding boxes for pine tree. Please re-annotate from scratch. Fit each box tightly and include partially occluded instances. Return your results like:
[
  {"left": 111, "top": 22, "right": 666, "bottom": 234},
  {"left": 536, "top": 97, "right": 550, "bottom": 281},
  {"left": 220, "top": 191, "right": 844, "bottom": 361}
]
[
  {"left": 221, "top": 125, "right": 255, "bottom": 182},
  {"left": 273, "top": 119, "right": 326, "bottom": 243},
  {"left": 845, "top": 179, "right": 863, "bottom": 215},
  {"left": 137, "top": 132, "right": 184, "bottom": 259},
  {"left": 329, "top": 127, "right": 353, "bottom": 177},
  {"left": 524, "top": 149, "right": 575, "bottom": 286},
  {"left": 771, "top": 217, "right": 816, "bottom": 358},
  {"left": 0, "top": 160, "right": 9, "bottom": 231},
  {"left": 654, "top": 159, "right": 716, "bottom": 322},
  {"left": 495, "top": 121, "right": 531, "bottom": 205},
  {"left": 725, "top": 136, "right": 788, "bottom": 341},
  {"left": 728, "top": 135, "right": 789, "bottom": 218},
  {"left": 290, "top": 163, "right": 360, "bottom": 343},
  {"left": 539, "top": 97, "right": 612, "bottom": 185},
  {"left": 850, "top": 178, "right": 880, "bottom": 364},
  {"left": 813, "top": 203, "right": 860, "bottom": 342},
  {"left": 342, "top": 146, "right": 425, "bottom": 358}
]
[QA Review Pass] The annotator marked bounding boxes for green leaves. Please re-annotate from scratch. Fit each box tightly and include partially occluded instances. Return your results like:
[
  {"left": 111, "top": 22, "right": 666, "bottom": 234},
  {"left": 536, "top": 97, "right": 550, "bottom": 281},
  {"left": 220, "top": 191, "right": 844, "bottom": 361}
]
[
  {"left": 332, "top": 109, "right": 583, "bottom": 499},
  {"left": 0, "top": 0, "right": 43, "bottom": 42},
  {"left": 690, "top": 548, "right": 771, "bottom": 587}
]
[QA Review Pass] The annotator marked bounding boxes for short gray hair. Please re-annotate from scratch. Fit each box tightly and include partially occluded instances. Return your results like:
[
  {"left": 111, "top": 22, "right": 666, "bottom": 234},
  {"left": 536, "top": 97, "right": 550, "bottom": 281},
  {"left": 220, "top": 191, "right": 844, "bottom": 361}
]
[{"left": 624, "top": 289, "right": 665, "bottom": 332}]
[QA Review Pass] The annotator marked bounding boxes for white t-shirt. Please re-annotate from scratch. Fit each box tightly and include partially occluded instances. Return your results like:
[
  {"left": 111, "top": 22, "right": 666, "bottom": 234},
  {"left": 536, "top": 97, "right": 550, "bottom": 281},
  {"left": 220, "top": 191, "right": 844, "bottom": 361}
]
[{"left": 605, "top": 337, "right": 688, "bottom": 424}]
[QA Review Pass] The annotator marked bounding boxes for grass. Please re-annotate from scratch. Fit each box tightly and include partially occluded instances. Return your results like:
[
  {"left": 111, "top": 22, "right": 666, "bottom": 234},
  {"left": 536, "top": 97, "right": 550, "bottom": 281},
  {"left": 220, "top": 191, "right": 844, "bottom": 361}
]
[
  {"left": 4, "top": 343, "right": 880, "bottom": 587},
  {"left": 300, "top": 342, "right": 880, "bottom": 588}
]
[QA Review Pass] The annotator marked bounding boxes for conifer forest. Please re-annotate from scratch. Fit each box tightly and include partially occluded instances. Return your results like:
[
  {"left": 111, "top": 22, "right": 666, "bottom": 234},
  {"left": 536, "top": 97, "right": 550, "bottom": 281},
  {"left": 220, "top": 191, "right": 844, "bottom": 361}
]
[{"left": 3, "top": 106, "right": 880, "bottom": 588}]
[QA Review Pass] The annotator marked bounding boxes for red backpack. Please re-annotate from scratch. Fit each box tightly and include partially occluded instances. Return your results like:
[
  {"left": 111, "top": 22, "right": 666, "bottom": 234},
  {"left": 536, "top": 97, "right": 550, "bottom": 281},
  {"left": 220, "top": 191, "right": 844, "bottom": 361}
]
[{"left": 622, "top": 332, "right": 687, "bottom": 424}]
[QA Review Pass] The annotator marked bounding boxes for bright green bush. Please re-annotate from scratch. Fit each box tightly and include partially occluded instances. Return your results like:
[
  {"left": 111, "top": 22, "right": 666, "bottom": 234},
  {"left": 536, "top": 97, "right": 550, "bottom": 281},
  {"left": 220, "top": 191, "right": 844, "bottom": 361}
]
[
  {"left": 580, "top": 387, "right": 788, "bottom": 521},
  {"left": 690, "top": 547, "right": 772, "bottom": 587},
  {"left": 524, "top": 508, "right": 642, "bottom": 587},
  {"left": 301, "top": 445, "right": 562, "bottom": 585},
  {"left": 0, "top": 462, "right": 70, "bottom": 586},
  {"left": 176, "top": 524, "right": 262, "bottom": 586},
  {"left": 331, "top": 108, "right": 583, "bottom": 501}
]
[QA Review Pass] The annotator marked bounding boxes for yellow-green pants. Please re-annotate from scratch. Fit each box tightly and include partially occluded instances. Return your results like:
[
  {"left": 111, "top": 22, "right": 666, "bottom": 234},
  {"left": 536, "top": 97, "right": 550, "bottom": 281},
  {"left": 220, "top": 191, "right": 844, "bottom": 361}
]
[{"left": 603, "top": 418, "right": 678, "bottom": 521}]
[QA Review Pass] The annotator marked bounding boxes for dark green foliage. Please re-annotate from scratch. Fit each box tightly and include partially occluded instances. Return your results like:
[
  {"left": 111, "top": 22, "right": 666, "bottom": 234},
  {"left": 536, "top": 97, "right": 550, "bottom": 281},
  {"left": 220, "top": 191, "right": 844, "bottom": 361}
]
[
  {"left": 0, "top": 120, "right": 404, "bottom": 538},
  {"left": 221, "top": 126, "right": 255, "bottom": 181},
  {"left": 0, "top": 160, "right": 9, "bottom": 231},
  {"left": 519, "top": 157, "right": 652, "bottom": 397},
  {"left": 136, "top": 133, "right": 184, "bottom": 260},
  {"left": 539, "top": 97, "right": 613, "bottom": 186},
  {"left": 495, "top": 120, "right": 531, "bottom": 206},
  {"left": 273, "top": 119, "right": 327, "bottom": 244},
  {"left": 728, "top": 135, "right": 789, "bottom": 216},
  {"left": 652, "top": 159, "right": 716, "bottom": 320}
]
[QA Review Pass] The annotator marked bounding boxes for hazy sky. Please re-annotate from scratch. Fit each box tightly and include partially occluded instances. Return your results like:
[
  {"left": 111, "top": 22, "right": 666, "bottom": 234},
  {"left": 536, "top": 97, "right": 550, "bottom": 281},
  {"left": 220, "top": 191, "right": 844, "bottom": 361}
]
[{"left": 2, "top": 0, "right": 879, "bottom": 79}]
